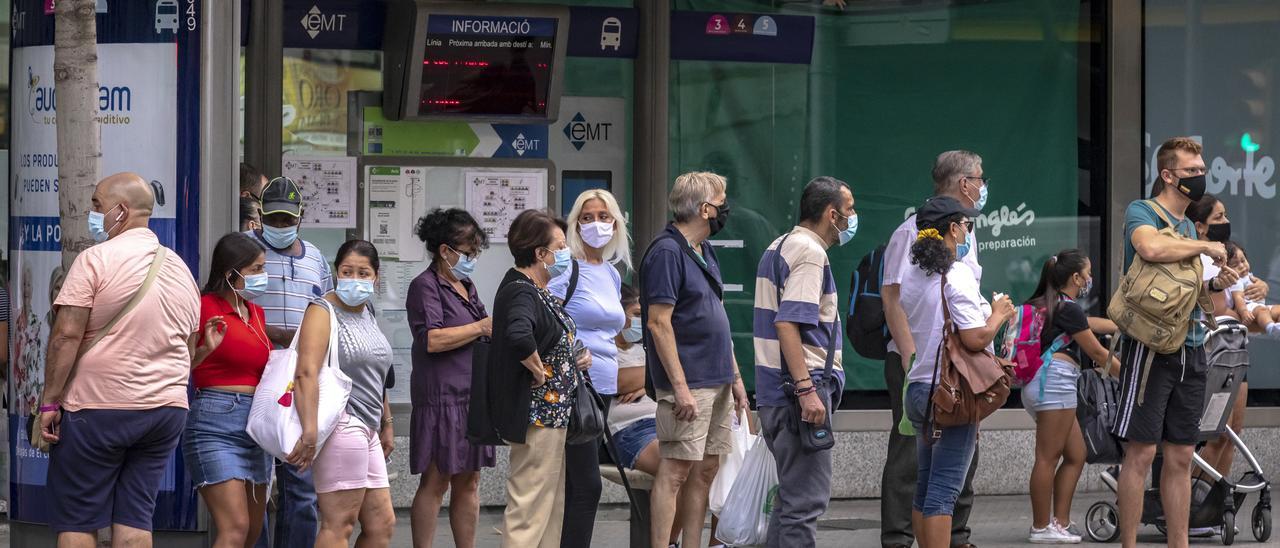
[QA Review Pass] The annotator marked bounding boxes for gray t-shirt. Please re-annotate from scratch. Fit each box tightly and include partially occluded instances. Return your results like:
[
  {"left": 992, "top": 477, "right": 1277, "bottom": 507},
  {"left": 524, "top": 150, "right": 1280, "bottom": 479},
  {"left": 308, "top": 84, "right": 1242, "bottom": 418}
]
[{"left": 318, "top": 297, "right": 392, "bottom": 430}]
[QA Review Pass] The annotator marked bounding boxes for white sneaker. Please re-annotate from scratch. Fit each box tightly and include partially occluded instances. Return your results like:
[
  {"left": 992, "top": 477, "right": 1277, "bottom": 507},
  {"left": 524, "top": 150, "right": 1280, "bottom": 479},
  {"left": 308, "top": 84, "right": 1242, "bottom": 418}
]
[
  {"left": 1052, "top": 518, "right": 1082, "bottom": 544},
  {"left": 1029, "top": 524, "right": 1073, "bottom": 544}
]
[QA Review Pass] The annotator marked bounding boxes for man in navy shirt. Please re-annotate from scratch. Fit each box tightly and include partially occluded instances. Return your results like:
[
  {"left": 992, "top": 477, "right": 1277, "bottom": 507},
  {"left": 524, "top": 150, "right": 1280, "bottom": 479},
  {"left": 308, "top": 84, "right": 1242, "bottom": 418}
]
[{"left": 641, "top": 171, "right": 749, "bottom": 548}]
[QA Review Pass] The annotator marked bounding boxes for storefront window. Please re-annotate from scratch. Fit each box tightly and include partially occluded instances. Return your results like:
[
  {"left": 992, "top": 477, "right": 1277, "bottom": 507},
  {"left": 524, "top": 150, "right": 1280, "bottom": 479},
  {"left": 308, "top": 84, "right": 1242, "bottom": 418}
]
[
  {"left": 1145, "top": 0, "right": 1280, "bottom": 395},
  {"left": 670, "top": 0, "right": 1107, "bottom": 396}
]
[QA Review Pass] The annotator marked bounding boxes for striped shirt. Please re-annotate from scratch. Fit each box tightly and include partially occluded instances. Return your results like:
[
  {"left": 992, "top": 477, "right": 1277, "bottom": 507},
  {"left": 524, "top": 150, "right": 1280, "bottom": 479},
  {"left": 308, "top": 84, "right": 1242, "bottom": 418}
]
[
  {"left": 245, "top": 231, "right": 333, "bottom": 332},
  {"left": 752, "top": 226, "right": 844, "bottom": 407}
]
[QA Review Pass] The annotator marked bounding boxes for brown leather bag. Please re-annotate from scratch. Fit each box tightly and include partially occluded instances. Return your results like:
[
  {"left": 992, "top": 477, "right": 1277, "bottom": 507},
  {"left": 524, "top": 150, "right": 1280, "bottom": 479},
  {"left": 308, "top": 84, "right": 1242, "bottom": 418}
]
[{"left": 927, "top": 273, "right": 1014, "bottom": 434}]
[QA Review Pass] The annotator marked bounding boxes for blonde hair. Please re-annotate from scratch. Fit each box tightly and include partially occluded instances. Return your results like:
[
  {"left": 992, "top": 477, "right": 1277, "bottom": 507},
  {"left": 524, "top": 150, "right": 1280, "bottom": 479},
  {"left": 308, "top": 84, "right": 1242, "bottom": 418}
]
[
  {"left": 566, "top": 189, "right": 633, "bottom": 271},
  {"left": 669, "top": 171, "right": 727, "bottom": 222}
]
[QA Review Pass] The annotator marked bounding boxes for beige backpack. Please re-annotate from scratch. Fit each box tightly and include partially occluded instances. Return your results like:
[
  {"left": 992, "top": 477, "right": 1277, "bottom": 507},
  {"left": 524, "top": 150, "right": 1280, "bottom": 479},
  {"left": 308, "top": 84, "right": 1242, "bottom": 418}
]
[{"left": 1106, "top": 200, "right": 1215, "bottom": 401}]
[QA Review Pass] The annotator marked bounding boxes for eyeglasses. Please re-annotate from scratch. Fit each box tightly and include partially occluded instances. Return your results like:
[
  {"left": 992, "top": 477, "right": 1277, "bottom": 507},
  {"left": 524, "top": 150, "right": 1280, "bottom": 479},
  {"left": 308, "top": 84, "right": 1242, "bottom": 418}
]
[
  {"left": 448, "top": 245, "right": 481, "bottom": 261},
  {"left": 962, "top": 175, "right": 990, "bottom": 186},
  {"left": 958, "top": 220, "right": 974, "bottom": 232},
  {"left": 1165, "top": 166, "right": 1207, "bottom": 176}
]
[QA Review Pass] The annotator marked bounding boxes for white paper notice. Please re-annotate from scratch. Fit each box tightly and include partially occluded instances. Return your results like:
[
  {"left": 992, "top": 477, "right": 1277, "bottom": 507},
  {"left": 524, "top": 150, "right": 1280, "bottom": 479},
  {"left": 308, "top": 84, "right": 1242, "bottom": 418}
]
[
  {"left": 1200, "top": 392, "right": 1232, "bottom": 432},
  {"left": 464, "top": 170, "right": 547, "bottom": 243},
  {"left": 366, "top": 166, "right": 403, "bottom": 259},
  {"left": 375, "top": 308, "right": 415, "bottom": 405},
  {"left": 282, "top": 155, "right": 357, "bottom": 229}
]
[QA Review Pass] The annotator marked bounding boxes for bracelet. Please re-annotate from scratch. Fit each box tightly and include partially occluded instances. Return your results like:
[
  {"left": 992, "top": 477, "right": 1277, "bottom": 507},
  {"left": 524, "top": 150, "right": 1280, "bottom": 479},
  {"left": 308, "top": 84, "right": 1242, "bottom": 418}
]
[
  {"left": 382, "top": 416, "right": 395, "bottom": 425},
  {"left": 793, "top": 377, "right": 814, "bottom": 385},
  {"left": 38, "top": 403, "right": 60, "bottom": 413},
  {"left": 794, "top": 386, "right": 817, "bottom": 397}
]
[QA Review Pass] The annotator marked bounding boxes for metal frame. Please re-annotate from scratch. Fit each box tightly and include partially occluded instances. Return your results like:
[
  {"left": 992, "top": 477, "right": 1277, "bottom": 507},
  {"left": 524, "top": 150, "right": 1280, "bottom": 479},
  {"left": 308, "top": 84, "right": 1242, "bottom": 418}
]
[
  {"left": 631, "top": 0, "right": 670, "bottom": 248},
  {"left": 243, "top": 0, "right": 283, "bottom": 178},
  {"left": 1107, "top": 0, "right": 1144, "bottom": 292}
]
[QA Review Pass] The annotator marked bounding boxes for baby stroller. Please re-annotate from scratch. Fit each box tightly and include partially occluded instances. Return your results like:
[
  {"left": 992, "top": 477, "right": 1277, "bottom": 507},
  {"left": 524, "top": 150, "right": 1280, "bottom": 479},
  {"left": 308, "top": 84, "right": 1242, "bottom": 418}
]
[{"left": 1085, "top": 318, "right": 1272, "bottom": 545}]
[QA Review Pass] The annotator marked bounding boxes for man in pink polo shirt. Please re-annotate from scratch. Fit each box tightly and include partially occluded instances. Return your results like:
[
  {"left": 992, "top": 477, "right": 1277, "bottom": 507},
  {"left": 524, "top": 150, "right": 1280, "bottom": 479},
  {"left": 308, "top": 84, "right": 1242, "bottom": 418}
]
[{"left": 37, "top": 172, "right": 201, "bottom": 547}]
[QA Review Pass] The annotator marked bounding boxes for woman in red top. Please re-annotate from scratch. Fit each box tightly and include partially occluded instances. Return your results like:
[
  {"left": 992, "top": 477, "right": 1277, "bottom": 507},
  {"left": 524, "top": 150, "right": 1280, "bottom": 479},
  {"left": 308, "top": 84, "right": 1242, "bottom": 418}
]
[{"left": 182, "top": 232, "right": 273, "bottom": 548}]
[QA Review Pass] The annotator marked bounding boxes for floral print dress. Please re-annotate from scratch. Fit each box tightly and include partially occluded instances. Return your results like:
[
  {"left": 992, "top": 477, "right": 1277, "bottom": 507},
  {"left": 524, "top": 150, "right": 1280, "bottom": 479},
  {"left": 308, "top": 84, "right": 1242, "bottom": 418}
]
[{"left": 526, "top": 283, "right": 579, "bottom": 428}]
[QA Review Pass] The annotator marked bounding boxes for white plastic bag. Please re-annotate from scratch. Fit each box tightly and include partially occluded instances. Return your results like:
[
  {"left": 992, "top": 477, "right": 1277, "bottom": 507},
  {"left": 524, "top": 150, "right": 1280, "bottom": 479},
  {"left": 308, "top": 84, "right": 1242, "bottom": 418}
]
[
  {"left": 246, "top": 300, "right": 352, "bottom": 460},
  {"left": 709, "top": 409, "right": 755, "bottom": 515},
  {"left": 715, "top": 436, "right": 778, "bottom": 546}
]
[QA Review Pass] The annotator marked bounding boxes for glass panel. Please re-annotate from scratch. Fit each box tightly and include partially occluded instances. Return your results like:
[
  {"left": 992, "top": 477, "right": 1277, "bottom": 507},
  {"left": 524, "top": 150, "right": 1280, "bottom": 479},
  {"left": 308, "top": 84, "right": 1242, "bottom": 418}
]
[
  {"left": 1145, "top": 0, "right": 1280, "bottom": 393},
  {"left": 670, "top": 0, "right": 1105, "bottom": 397}
]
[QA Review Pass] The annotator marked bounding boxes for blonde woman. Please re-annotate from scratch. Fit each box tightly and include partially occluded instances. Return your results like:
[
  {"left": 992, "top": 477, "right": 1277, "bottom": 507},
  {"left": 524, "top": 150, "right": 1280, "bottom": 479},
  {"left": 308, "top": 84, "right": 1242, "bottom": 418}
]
[{"left": 548, "top": 189, "right": 631, "bottom": 547}]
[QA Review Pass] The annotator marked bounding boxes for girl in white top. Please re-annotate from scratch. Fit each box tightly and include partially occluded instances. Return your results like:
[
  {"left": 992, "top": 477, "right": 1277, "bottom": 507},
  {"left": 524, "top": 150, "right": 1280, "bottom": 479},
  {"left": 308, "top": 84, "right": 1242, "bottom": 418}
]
[{"left": 898, "top": 197, "right": 1014, "bottom": 548}]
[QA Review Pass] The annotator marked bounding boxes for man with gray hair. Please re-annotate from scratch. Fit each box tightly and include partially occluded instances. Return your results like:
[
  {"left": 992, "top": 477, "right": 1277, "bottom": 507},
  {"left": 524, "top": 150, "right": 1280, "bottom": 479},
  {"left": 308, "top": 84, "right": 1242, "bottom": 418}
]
[
  {"left": 641, "top": 171, "right": 749, "bottom": 548},
  {"left": 753, "top": 176, "right": 856, "bottom": 546},
  {"left": 879, "top": 151, "right": 989, "bottom": 548}
]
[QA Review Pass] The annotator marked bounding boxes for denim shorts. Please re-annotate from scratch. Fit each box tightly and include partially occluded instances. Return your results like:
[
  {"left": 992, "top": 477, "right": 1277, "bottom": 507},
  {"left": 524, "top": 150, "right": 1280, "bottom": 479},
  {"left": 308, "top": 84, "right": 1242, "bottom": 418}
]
[
  {"left": 612, "top": 418, "right": 657, "bottom": 469},
  {"left": 906, "top": 382, "right": 977, "bottom": 518},
  {"left": 181, "top": 389, "right": 273, "bottom": 488},
  {"left": 1021, "top": 358, "right": 1080, "bottom": 414}
]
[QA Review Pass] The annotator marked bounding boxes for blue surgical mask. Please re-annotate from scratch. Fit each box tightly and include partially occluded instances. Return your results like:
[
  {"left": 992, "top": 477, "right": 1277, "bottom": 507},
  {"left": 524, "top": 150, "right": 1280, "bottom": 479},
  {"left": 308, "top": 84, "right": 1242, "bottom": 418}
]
[
  {"left": 622, "top": 316, "right": 643, "bottom": 343},
  {"left": 547, "top": 248, "right": 573, "bottom": 278},
  {"left": 235, "top": 272, "right": 269, "bottom": 300},
  {"left": 88, "top": 204, "right": 123, "bottom": 243},
  {"left": 956, "top": 240, "right": 972, "bottom": 259},
  {"left": 88, "top": 211, "right": 108, "bottom": 242},
  {"left": 837, "top": 213, "right": 859, "bottom": 246},
  {"left": 335, "top": 278, "right": 375, "bottom": 307},
  {"left": 975, "top": 184, "right": 989, "bottom": 211},
  {"left": 261, "top": 224, "right": 299, "bottom": 250},
  {"left": 449, "top": 247, "right": 477, "bottom": 280}
]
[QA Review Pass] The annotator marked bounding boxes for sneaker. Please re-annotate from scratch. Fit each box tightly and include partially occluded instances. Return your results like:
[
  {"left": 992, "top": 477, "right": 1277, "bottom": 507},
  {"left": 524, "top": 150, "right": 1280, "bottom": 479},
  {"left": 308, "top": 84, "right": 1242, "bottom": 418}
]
[
  {"left": 1029, "top": 524, "right": 1073, "bottom": 544},
  {"left": 1052, "top": 518, "right": 1082, "bottom": 544},
  {"left": 1064, "top": 522, "right": 1082, "bottom": 538}
]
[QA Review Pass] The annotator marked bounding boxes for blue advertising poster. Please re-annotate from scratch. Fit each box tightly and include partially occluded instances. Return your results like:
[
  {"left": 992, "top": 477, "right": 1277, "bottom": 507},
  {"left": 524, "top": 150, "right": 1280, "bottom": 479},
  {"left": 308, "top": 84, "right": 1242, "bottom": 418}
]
[{"left": 8, "top": 0, "right": 202, "bottom": 529}]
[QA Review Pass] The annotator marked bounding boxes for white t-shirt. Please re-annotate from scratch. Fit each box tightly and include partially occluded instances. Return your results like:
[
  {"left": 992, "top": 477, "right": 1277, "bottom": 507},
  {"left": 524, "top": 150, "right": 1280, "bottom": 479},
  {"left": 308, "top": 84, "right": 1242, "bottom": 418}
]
[
  {"left": 883, "top": 213, "right": 982, "bottom": 355},
  {"left": 902, "top": 261, "right": 991, "bottom": 384},
  {"left": 607, "top": 344, "right": 658, "bottom": 434}
]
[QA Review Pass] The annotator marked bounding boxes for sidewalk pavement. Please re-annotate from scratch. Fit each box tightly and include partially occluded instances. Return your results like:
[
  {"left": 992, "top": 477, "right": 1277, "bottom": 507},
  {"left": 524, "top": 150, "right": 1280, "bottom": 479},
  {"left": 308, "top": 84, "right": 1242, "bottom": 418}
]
[{"left": 403, "top": 491, "right": 1273, "bottom": 547}]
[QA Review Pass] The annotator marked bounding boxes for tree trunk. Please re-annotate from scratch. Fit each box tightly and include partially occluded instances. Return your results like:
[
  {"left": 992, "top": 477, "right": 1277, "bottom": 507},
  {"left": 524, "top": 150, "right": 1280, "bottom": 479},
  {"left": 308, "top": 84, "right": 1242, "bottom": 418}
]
[{"left": 54, "top": 0, "right": 101, "bottom": 271}]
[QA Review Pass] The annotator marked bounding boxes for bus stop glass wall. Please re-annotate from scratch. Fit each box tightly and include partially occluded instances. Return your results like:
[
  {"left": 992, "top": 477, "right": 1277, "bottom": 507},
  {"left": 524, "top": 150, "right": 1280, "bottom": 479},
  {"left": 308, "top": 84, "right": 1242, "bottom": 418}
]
[
  {"left": 668, "top": 0, "right": 1107, "bottom": 399},
  {"left": 1145, "top": 0, "right": 1280, "bottom": 396}
]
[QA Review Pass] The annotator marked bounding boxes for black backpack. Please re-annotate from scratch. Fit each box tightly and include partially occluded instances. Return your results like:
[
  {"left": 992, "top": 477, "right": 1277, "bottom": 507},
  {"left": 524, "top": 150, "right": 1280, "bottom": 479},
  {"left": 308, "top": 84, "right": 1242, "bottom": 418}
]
[{"left": 847, "top": 244, "right": 891, "bottom": 359}]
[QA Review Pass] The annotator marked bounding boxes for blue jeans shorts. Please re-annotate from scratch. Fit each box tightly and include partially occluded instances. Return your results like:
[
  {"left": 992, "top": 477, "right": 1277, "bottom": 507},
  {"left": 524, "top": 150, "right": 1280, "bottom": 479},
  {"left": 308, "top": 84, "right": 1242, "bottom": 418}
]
[
  {"left": 181, "top": 389, "right": 273, "bottom": 488},
  {"left": 906, "top": 382, "right": 977, "bottom": 518},
  {"left": 612, "top": 418, "right": 657, "bottom": 469},
  {"left": 1021, "top": 358, "right": 1080, "bottom": 414}
]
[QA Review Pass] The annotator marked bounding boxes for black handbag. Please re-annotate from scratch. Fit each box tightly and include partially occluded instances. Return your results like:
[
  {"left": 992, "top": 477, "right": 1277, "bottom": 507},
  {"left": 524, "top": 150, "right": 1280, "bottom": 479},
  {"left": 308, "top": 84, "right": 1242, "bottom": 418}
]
[{"left": 567, "top": 368, "right": 607, "bottom": 445}]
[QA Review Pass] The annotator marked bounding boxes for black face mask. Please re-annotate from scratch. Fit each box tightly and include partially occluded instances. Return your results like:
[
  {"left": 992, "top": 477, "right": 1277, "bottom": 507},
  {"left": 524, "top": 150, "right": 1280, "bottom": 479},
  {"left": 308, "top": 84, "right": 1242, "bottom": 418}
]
[
  {"left": 707, "top": 202, "right": 730, "bottom": 236},
  {"left": 1175, "top": 173, "right": 1207, "bottom": 202},
  {"left": 1206, "top": 222, "right": 1231, "bottom": 243}
]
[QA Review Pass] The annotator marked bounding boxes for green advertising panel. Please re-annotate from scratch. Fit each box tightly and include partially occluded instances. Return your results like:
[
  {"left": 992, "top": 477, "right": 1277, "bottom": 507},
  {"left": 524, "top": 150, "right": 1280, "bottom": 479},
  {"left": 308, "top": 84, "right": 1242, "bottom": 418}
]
[{"left": 669, "top": 0, "right": 1085, "bottom": 391}]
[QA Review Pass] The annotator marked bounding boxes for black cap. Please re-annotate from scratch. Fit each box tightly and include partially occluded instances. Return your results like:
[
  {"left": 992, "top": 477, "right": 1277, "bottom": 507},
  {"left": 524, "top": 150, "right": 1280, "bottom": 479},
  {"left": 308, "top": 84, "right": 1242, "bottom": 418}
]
[
  {"left": 260, "top": 176, "right": 302, "bottom": 217},
  {"left": 915, "top": 195, "right": 980, "bottom": 230}
]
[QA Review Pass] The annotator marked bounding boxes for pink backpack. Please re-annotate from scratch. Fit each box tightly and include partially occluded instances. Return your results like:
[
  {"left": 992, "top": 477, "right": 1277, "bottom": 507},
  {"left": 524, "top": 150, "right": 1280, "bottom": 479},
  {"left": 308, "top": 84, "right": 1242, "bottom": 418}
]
[{"left": 998, "top": 303, "right": 1071, "bottom": 388}]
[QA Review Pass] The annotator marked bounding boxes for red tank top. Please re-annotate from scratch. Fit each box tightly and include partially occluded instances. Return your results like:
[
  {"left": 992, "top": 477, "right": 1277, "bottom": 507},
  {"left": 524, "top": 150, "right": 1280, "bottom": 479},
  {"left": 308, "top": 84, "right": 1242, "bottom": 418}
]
[{"left": 193, "top": 293, "right": 272, "bottom": 389}]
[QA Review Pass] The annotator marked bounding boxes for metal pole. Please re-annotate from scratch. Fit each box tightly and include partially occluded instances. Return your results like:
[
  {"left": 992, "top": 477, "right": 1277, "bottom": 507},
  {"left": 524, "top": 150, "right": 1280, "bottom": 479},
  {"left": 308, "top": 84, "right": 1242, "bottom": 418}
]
[
  {"left": 632, "top": 0, "right": 671, "bottom": 248},
  {"left": 200, "top": 0, "right": 240, "bottom": 282},
  {"left": 1107, "top": 0, "right": 1144, "bottom": 292},
  {"left": 244, "top": 0, "right": 283, "bottom": 178}
]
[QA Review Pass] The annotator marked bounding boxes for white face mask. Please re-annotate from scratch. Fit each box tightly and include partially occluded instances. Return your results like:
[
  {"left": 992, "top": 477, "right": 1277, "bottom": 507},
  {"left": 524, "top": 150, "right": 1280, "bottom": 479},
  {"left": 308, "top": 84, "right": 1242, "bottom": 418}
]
[{"left": 580, "top": 221, "right": 615, "bottom": 249}]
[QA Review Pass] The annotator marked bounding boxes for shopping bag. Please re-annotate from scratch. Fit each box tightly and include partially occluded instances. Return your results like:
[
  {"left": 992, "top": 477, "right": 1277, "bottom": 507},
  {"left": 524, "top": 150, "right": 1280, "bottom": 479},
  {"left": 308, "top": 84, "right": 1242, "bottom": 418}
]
[
  {"left": 715, "top": 437, "right": 779, "bottom": 546},
  {"left": 246, "top": 300, "right": 352, "bottom": 460},
  {"left": 709, "top": 409, "right": 756, "bottom": 516}
]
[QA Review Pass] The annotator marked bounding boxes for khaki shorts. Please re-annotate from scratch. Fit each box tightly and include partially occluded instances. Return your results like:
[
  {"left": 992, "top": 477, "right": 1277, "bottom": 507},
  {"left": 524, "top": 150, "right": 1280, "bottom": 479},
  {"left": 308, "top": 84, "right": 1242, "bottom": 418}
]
[{"left": 655, "top": 384, "right": 735, "bottom": 461}]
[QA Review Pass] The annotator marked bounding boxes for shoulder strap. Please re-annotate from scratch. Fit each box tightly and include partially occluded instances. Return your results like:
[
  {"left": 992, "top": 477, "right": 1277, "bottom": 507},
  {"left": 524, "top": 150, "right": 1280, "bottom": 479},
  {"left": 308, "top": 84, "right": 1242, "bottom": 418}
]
[
  {"left": 80, "top": 247, "right": 168, "bottom": 357},
  {"left": 1144, "top": 199, "right": 1176, "bottom": 231},
  {"left": 564, "top": 259, "right": 581, "bottom": 305}
]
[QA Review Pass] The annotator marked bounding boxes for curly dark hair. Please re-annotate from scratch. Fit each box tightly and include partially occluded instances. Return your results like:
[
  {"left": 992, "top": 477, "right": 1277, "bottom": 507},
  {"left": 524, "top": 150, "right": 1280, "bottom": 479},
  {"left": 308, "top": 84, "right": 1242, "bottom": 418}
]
[
  {"left": 910, "top": 213, "right": 968, "bottom": 276},
  {"left": 620, "top": 282, "right": 639, "bottom": 309},
  {"left": 416, "top": 208, "right": 489, "bottom": 258}
]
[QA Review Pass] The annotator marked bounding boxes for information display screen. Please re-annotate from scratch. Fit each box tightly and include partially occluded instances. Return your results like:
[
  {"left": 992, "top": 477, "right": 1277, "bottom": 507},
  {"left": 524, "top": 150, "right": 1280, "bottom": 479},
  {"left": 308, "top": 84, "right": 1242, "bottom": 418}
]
[{"left": 420, "top": 15, "right": 558, "bottom": 117}]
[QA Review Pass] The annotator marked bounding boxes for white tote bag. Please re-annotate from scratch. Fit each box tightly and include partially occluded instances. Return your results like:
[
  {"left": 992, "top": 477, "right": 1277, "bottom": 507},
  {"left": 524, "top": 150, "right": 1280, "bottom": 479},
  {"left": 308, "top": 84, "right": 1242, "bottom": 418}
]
[
  {"left": 246, "top": 299, "right": 353, "bottom": 461},
  {"left": 709, "top": 409, "right": 755, "bottom": 516}
]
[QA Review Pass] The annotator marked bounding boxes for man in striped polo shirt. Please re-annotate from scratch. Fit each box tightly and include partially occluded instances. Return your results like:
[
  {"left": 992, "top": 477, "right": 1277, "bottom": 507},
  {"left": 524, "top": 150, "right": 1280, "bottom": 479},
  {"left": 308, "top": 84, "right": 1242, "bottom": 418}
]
[
  {"left": 246, "top": 175, "right": 332, "bottom": 548},
  {"left": 752, "top": 176, "right": 856, "bottom": 546}
]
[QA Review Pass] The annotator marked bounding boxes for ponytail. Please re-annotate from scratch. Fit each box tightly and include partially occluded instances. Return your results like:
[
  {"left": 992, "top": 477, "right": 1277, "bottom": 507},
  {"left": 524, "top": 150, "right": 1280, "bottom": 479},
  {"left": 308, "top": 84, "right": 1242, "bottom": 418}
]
[
  {"left": 1027, "top": 248, "right": 1089, "bottom": 328},
  {"left": 910, "top": 213, "right": 966, "bottom": 277}
]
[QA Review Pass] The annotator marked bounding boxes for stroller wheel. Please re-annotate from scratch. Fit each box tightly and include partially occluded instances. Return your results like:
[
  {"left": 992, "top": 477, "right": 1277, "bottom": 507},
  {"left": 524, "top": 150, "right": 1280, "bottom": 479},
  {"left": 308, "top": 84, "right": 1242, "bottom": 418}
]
[
  {"left": 1222, "top": 511, "right": 1235, "bottom": 545},
  {"left": 1086, "top": 501, "right": 1121, "bottom": 543},
  {"left": 1252, "top": 504, "right": 1271, "bottom": 542}
]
